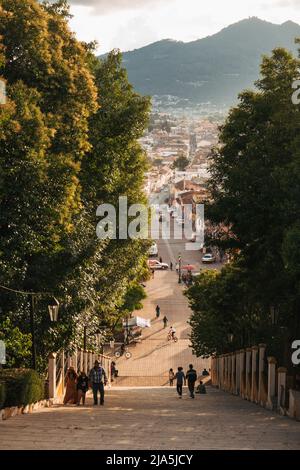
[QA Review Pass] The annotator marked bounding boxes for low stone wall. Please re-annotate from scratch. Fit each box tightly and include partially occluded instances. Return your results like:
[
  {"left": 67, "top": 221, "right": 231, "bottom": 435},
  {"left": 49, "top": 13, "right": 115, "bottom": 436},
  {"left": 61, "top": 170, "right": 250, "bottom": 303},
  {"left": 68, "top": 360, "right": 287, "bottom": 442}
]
[
  {"left": 211, "top": 344, "right": 300, "bottom": 421},
  {"left": 0, "top": 397, "right": 61, "bottom": 421}
]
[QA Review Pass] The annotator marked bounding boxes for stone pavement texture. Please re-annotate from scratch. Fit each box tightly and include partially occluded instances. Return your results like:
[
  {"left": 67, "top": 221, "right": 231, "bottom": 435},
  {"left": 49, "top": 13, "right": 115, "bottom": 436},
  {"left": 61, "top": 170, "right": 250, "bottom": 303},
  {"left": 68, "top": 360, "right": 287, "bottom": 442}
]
[{"left": 1, "top": 387, "right": 299, "bottom": 450}]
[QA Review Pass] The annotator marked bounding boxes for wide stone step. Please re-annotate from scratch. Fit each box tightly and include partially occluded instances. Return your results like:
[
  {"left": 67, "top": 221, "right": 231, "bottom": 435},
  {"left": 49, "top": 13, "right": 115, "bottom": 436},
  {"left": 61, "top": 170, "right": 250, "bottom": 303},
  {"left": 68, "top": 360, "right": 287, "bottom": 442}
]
[{"left": 112, "top": 376, "right": 171, "bottom": 387}]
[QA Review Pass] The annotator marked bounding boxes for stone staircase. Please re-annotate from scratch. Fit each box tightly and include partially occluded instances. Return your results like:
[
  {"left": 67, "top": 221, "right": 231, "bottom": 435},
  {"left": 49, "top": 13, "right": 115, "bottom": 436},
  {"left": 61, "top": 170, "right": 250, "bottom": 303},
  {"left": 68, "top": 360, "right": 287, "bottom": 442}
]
[{"left": 108, "top": 268, "right": 211, "bottom": 387}]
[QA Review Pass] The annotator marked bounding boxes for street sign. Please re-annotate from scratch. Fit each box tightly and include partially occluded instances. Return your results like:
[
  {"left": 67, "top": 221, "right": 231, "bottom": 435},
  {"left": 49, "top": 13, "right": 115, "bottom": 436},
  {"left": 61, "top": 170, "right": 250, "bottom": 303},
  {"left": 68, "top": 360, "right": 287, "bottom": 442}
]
[{"left": 0, "top": 340, "right": 6, "bottom": 365}]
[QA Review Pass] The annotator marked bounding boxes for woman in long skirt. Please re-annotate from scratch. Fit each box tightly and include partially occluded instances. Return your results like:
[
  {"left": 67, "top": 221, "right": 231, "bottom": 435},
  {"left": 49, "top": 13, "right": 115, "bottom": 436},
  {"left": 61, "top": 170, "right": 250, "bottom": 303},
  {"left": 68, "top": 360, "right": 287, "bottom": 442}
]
[{"left": 63, "top": 367, "right": 78, "bottom": 405}]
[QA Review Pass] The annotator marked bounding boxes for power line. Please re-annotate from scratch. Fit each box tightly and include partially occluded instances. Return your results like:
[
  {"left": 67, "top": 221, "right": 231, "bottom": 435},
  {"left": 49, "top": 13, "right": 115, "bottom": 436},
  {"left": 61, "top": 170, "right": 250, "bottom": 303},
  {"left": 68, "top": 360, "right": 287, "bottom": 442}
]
[{"left": 0, "top": 285, "right": 50, "bottom": 296}]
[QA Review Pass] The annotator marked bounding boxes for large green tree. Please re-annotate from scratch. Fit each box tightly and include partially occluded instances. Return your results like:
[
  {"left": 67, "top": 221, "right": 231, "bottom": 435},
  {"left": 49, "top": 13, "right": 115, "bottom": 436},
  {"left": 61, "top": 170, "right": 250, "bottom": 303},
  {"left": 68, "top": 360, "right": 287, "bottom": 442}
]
[
  {"left": 188, "top": 47, "right": 300, "bottom": 365},
  {"left": 0, "top": 1, "right": 151, "bottom": 368}
]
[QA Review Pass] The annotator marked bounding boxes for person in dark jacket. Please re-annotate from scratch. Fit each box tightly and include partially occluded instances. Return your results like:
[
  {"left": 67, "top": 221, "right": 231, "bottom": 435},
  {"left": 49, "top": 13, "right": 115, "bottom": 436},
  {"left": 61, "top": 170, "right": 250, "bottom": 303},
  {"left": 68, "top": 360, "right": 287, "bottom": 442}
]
[
  {"left": 186, "top": 364, "right": 197, "bottom": 398},
  {"left": 88, "top": 360, "right": 108, "bottom": 406},
  {"left": 156, "top": 305, "right": 161, "bottom": 318},
  {"left": 76, "top": 371, "right": 89, "bottom": 406},
  {"left": 175, "top": 366, "right": 186, "bottom": 398}
]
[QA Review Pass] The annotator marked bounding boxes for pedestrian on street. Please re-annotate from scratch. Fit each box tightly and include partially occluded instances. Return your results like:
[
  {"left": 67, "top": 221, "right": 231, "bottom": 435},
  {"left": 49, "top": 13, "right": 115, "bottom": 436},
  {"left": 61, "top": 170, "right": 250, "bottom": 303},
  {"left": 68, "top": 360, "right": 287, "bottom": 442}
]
[
  {"left": 175, "top": 366, "right": 186, "bottom": 398},
  {"left": 151, "top": 269, "right": 155, "bottom": 279},
  {"left": 159, "top": 257, "right": 163, "bottom": 264},
  {"left": 156, "top": 305, "right": 161, "bottom": 318},
  {"left": 170, "top": 262, "right": 173, "bottom": 271},
  {"left": 169, "top": 368, "right": 175, "bottom": 386},
  {"left": 111, "top": 361, "right": 118, "bottom": 381},
  {"left": 63, "top": 367, "right": 77, "bottom": 405},
  {"left": 89, "top": 360, "right": 107, "bottom": 406},
  {"left": 186, "top": 364, "right": 197, "bottom": 399},
  {"left": 76, "top": 371, "right": 89, "bottom": 406},
  {"left": 163, "top": 315, "right": 168, "bottom": 328}
]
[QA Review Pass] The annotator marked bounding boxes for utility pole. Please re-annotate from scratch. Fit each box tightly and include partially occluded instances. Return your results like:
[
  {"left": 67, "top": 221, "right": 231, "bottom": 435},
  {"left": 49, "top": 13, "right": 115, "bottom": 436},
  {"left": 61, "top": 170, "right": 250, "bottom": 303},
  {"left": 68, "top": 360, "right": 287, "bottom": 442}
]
[
  {"left": 28, "top": 294, "right": 37, "bottom": 371},
  {"left": 83, "top": 326, "right": 87, "bottom": 351},
  {"left": 178, "top": 253, "right": 182, "bottom": 284}
]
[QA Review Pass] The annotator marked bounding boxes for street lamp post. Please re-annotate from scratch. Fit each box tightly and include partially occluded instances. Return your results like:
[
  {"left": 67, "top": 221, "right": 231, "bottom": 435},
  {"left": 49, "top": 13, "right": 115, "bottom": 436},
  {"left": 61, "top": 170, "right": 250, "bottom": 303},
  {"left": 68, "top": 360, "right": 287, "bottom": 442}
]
[
  {"left": 29, "top": 294, "right": 60, "bottom": 370},
  {"left": 29, "top": 295, "right": 37, "bottom": 371},
  {"left": 178, "top": 253, "right": 182, "bottom": 284},
  {"left": 0, "top": 285, "right": 60, "bottom": 370}
]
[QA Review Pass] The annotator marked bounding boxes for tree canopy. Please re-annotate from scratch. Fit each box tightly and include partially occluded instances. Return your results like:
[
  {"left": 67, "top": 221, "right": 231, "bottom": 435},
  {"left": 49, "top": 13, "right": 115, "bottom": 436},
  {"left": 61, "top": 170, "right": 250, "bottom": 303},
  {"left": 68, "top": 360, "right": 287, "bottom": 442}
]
[
  {"left": 187, "top": 47, "right": 300, "bottom": 366},
  {"left": 0, "top": 0, "right": 151, "bottom": 369}
]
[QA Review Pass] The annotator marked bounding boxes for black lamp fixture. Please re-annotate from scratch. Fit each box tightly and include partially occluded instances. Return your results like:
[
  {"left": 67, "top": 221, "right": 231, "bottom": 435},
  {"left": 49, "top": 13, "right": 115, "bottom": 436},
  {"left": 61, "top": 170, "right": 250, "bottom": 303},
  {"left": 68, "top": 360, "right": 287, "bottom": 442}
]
[
  {"left": 95, "top": 330, "right": 102, "bottom": 345},
  {"left": 227, "top": 333, "right": 234, "bottom": 343},
  {"left": 270, "top": 305, "right": 279, "bottom": 326},
  {"left": 48, "top": 297, "right": 60, "bottom": 322}
]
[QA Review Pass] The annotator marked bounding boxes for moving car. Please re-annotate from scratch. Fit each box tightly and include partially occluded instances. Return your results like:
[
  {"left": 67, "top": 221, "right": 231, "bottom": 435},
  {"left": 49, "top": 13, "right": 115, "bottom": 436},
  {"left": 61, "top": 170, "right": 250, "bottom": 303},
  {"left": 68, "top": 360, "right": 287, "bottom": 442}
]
[
  {"left": 148, "top": 259, "right": 169, "bottom": 270},
  {"left": 149, "top": 242, "right": 158, "bottom": 256},
  {"left": 202, "top": 253, "right": 216, "bottom": 264}
]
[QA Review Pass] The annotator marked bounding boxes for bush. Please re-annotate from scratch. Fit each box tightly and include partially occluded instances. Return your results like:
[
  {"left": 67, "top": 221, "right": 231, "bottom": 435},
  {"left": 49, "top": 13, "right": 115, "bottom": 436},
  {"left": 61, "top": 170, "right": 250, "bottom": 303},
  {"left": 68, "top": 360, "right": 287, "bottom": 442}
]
[
  {"left": 0, "top": 381, "right": 6, "bottom": 409},
  {"left": 0, "top": 369, "right": 45, "bottom": 408}
]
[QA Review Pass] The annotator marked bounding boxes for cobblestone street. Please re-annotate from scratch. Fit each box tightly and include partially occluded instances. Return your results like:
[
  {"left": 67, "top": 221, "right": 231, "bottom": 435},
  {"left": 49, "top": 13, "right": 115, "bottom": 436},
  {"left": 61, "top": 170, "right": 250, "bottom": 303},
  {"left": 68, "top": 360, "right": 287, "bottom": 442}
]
[{"left": 1, "top": 387, "right": 299, "bottom": 450}]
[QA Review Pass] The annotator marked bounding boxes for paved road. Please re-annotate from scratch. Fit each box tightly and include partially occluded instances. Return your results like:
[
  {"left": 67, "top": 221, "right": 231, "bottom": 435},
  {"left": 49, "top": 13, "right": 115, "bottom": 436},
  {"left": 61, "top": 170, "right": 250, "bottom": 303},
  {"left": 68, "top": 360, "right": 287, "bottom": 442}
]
[
  {"left": 149, "top": 191, "right": 223, "bottom": 272},
  {"left": 112, "top": 190, "right": 220, "bottom": 384},
  {"left": 1, "top": 387, "right": 299, "bottom": 450},
  {"left": 114, "top": 268, "right": 210, "bottom": 384}
]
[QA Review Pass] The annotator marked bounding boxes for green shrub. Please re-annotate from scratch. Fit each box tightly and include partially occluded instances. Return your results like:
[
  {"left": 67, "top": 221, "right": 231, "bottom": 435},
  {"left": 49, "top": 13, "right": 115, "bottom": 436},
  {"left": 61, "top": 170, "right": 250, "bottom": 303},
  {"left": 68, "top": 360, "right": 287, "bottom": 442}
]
[
  {"left": 0, "top": 369, "right": 45, "bottom": 408},
  {"left": 0, "top": 381, "right": 6, "bottom": 409}
]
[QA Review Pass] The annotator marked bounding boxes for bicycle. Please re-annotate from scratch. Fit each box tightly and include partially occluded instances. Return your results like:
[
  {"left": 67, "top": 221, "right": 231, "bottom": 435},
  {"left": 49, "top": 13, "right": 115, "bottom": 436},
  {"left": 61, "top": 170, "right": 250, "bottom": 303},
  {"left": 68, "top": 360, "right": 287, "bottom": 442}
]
[
  {"left": 114, "top": 346, "right": 132, "bottom": 359},
  {"left": 167, "top": 333, "right": 178, "bottom": 343}
]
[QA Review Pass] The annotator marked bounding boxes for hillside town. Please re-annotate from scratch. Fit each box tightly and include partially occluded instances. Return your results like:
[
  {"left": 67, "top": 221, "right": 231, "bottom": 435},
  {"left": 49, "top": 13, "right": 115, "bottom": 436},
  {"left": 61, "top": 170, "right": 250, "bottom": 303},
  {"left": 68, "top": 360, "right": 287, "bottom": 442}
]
[{"left": 142, "top": 114, "right": 220, "bottom": 203}]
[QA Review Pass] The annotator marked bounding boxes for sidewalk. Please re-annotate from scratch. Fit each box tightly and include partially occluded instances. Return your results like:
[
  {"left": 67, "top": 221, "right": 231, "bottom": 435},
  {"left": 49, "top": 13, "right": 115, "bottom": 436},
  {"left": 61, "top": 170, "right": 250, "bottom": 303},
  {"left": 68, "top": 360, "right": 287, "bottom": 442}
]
[{"left": 1, "top": 387, "right": 299, "bottom": 450}]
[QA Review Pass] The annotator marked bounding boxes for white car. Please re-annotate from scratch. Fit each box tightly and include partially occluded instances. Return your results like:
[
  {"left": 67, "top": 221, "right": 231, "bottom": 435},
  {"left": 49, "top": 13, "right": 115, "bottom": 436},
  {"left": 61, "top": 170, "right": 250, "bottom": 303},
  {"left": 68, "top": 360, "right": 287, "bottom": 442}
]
[
  {"left": 202, "top": 253, "right": 216, "bottom": 264},
  {"left": 148, "top": 243, "right": 158, "bottom": 256},
  {"left": 148, "top": 260, "right": 169, "bottom": 270}
]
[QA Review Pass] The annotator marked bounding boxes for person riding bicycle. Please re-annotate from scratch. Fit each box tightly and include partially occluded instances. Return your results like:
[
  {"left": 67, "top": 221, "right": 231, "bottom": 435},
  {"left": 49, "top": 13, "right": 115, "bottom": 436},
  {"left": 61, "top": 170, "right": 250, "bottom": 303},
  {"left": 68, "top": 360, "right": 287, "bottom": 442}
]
[{"left": 169, "top": 326, "right": 176, "bottom": 340}]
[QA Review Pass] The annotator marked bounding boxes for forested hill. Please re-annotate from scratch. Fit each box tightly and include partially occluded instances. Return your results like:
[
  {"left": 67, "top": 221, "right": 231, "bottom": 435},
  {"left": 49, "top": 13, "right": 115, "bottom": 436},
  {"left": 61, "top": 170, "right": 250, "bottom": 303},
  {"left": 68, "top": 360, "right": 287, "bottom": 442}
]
[{"left": 116, "top": 17, "right": 300, "bottom": 107}]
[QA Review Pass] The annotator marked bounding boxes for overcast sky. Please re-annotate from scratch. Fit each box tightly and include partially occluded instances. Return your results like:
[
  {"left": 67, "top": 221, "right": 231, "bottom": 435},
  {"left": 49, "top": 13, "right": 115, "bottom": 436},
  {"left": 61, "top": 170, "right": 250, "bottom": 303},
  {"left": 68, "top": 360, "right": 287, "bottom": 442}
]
[{"left": 67, "top": 0, "right": 300, "bottom": 54}]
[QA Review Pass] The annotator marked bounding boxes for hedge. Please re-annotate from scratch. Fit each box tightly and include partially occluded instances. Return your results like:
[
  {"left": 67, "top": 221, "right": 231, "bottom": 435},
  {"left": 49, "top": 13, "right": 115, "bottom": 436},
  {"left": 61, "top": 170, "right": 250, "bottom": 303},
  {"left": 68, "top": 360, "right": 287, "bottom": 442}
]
[{"left": 0, "top": 369, "right": 45, "bottom": 408}]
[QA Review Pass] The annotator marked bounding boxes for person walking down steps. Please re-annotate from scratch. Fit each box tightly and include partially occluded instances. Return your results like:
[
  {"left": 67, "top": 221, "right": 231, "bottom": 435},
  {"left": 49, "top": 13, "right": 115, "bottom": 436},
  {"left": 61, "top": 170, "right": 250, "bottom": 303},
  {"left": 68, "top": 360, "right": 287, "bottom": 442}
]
[
  {"left": 156, "top": 305, "right": 161, "bottom": 319},
  {"left": 175, "top": 367, "right": 186, "bottom": 398},
  {"left": 89, "top": 360, "right": 107, "bottom": 406},
  {"left": 186, "top": 364, "right": 197, "bottom": 399},
  {"left": 169, "top": 368, "right": 175, "bottom": 386}
]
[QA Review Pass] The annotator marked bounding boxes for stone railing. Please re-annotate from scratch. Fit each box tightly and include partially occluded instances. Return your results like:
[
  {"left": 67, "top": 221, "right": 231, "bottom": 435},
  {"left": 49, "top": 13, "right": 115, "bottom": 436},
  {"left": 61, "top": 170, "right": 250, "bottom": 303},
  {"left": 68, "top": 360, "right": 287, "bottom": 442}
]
[
  {"left": 48, "top": 349, "right": 112, "bottom": 401},
  {"left": 211, "top": 344, "right": 300, "bottom": 421}
]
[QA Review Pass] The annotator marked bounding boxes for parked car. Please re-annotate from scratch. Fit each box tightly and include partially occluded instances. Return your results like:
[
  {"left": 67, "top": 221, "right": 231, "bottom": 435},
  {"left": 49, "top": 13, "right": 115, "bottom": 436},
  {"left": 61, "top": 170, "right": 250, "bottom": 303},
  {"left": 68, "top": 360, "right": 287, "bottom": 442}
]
[
  {"left": 202, "top": 253, "right": 216, "bottom": 264},
  {"left": 148, "top": 243, "right": 158, "bottom": 256},
  {"left": 148, "top": 259, "right": 169, "bottom": 270}
]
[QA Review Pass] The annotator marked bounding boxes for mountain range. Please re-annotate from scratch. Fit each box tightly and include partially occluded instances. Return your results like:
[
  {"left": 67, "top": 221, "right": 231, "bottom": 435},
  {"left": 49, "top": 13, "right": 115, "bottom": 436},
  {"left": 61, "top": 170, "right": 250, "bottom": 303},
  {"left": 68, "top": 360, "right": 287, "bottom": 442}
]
[{"left": 117, "top": 17, "right": 300, "bottom": 110}]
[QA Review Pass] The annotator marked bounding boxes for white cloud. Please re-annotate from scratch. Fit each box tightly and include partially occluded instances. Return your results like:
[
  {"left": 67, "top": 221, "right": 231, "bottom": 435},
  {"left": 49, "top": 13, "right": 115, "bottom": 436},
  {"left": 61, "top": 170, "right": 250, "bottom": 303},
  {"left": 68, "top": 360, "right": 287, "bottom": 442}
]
[
  {"left": 67, "top": 0, "right": 300, "bottom": 54},
  {"left": 68, "top": 0, "right": 173, "bottom": 14}
]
